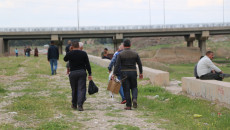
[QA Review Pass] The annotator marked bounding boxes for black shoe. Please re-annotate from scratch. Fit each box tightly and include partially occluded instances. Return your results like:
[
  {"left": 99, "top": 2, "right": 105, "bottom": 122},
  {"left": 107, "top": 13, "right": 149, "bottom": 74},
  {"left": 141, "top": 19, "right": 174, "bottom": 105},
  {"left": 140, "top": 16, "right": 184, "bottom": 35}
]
[
  {"left": 220, "top": 74, "right": 230, "bottom": 78},
  {"left": 133, "top": 99, "right": 137, "bottom": 108},
  {"left": 71, "top": 104, "right": 77, "bottom": 110},
  {"left": 54, "top": 70, "right": 57, "bottom": 75},
  {"left": 78, "top": 105, "right": 84, "bottom": 111}
]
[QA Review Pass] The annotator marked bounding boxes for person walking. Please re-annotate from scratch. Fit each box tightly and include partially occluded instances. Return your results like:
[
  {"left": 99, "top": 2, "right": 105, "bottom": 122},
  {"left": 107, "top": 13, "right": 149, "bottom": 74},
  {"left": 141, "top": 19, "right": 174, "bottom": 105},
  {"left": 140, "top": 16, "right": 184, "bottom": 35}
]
[
  {"left": 34, "top": 47, "right": 39, "bottom": 57},
  {"left": 15, "top": 48, "right": 18, "bottom": 57},
  {"left": 26, "top": 46, "right": 31, "bottom": 57},
  {"left": 64, "top": 41, "right": 92, "bottom": 111},
  {"left": 108, "top": 44, "right": 126, "bottom": 104},
  {"left": 112, "top": 39, "right": 143, "bottom": 110},
  {"left": 47, "top": 41, "right": 59, "bottom": 75}
]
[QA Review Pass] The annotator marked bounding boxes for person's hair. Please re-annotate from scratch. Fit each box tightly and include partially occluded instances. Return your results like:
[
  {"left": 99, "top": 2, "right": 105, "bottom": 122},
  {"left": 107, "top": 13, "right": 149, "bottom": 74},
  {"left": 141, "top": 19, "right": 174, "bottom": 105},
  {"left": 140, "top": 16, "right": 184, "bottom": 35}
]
[
  {"left": 206, "top": 51, "right": 213, "bottom": 55},
  {"left": 200, "top": 56, "right": 204, "bottom": 59},
  {"left": 104, "top": 48, "right": 108, "bottom": 51},
  {"left": 67, "top": 40, "right": 72, "bottom": 44},
  {"left": 123, "top": 39, "right": 131, "bottom": 47},
  {"left": 79, "top": 42, "right": 84, "bottom": 48},
  {"left": 72, "top": 41, "right": 79, "bottom": 48},
  {"left": 51, "top": 41, "right": 55, "bottom": 44}
]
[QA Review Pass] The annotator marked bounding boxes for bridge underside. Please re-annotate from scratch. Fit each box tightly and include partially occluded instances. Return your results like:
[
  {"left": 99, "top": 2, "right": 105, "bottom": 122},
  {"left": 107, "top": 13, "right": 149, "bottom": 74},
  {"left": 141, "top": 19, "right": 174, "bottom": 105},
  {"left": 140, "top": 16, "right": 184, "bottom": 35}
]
[{"left": 1, "top": 27, "right": 230, "bottom": 56}]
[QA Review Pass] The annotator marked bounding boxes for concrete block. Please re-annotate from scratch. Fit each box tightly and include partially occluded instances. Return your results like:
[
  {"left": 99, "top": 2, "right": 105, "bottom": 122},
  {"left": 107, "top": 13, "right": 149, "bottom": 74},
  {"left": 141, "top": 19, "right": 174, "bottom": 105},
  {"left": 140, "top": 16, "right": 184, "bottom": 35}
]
[
  {"left": 88, "top": 55, "right": 169, "bottom": 86},
  {"left": 182, "top": 77, "right": 230, "bottom": 104},
  {"left": 143, "top": 67, "right": 169, "bottom": 86},
  {"left": 88, "top": 55, "right": 110, "bottom": 68}
]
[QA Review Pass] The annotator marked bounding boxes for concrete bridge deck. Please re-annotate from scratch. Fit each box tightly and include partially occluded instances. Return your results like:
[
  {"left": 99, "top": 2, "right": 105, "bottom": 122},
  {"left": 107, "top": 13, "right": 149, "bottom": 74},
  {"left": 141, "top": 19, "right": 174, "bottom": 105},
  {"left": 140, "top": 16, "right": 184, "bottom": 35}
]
[{"left": 1, "top": 23, "right": 230, "bottom": 55}]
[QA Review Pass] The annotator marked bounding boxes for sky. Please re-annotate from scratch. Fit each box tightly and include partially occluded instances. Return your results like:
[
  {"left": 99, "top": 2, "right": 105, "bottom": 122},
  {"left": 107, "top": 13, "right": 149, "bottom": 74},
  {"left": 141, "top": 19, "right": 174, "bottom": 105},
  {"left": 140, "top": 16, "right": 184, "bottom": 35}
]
[{"left": 0, "top": 0, "right": 229, "bottom": 27}]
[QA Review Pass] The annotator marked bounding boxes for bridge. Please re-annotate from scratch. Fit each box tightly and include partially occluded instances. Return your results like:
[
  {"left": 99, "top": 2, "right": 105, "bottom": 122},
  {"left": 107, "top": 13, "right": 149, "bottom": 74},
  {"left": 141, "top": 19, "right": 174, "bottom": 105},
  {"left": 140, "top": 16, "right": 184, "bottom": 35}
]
[{"left": 1, "top": 22, "right": 230, "bottom": 56}]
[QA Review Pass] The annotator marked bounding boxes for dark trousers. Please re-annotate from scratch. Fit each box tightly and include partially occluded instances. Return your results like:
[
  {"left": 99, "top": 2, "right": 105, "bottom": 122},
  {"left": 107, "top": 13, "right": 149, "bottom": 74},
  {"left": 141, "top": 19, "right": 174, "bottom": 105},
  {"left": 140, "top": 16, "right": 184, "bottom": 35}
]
[
  {"left": 69, "top": 70, "right": 87, "bottom": 107},
  {"left": 121, "top": 71, "right": 138, "bottom": 107},
  {"left": 200, "top": 71, "right": 223, "bottom": 81}
]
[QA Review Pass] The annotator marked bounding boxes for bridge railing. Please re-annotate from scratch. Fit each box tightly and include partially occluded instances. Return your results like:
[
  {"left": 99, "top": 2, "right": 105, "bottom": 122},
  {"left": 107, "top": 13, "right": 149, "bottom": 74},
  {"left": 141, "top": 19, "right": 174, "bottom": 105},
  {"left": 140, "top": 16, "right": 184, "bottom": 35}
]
[{"left": 0, "top": 22, "right": 230, "bottom": 32}]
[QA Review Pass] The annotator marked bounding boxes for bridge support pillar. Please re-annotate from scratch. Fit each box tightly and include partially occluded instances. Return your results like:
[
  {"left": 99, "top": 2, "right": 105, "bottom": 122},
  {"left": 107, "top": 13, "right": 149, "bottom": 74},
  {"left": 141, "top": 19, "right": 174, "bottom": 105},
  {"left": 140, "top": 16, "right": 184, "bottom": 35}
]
[
  {"left": 58, "top": 37, "right": 63, "bottom": 55},
  {"left": 51, "top": 35, "right": 62, "bottom": 54},
  {"left": 196, "top": 31, "right": 209, "bottom": 56},
  {"left": 113, "top": 34, "right": 123, "bottom": 52},
  {"left": 185, "top": 33, "right": 195, "bottom": 47},
  {"left": 0, "top": 38, "right": 3, "bottom": 56},
  {"left": 0, "top": 38, "right": 9, "bottom": 56}
]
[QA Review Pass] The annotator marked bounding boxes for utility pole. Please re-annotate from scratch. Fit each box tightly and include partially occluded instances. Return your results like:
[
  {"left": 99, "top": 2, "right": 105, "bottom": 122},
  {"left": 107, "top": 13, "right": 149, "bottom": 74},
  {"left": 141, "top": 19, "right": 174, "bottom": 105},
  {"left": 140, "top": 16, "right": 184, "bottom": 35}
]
[
  {"left": 163, "top": 0, "right": 165, "bottom": 28},
  {"left": 149, "top": 0, "right": 152, "bottom": 26},
  {"left": 223, "top": 0, "right": 225, "bottom": 24},
  {"left": 77, "top": 0, "right": 80, "bottom": 30}
]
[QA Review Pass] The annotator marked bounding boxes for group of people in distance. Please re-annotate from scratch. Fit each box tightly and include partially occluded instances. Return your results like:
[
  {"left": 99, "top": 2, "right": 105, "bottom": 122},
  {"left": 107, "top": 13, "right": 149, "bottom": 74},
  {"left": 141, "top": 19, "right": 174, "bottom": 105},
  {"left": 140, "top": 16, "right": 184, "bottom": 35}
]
[{"left": 14, "top": 46, "right": 38, "bottom": 57}]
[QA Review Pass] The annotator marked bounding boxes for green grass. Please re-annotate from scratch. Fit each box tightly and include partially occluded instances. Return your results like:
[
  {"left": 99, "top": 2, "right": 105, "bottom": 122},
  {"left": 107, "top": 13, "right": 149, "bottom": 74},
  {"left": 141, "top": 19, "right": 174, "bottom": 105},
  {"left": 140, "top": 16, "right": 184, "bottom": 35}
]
[
  {"left": 138, "top": 85, "right": 230, "bottom": 129},
  {"left": 0, "top": 84, "right": 6, "bottom": 94},
  {"left": 105, "top": 112, "right": 124, "bottom": 117},
  {"left": 6, "top": 95, "right": 55, "bottom": 119},
  {"left": 0, "top": 57, "right": 26, "bottom": 76},
  {"left": 38, "top": 120, "right": 71, "bottom": 130},
  {"left": 1, "top": 54, "right": 230, "bottom": 129},
  {"left": 114, "top": 124, "right": 140, "bottom": 130}
]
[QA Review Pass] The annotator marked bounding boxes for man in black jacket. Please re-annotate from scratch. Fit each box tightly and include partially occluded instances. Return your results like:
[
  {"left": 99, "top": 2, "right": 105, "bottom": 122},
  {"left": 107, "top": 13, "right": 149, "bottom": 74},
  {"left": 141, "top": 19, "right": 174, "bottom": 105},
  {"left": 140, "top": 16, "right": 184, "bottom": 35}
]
[
  {"left": 112, "top": 39, "right": 143, "bottom": 110},
  {"left": 64, "top": 41, "right": 93, "bottom": 111},
  {"left": 47, "top": 41, "right": 59, "bottom": 75}
]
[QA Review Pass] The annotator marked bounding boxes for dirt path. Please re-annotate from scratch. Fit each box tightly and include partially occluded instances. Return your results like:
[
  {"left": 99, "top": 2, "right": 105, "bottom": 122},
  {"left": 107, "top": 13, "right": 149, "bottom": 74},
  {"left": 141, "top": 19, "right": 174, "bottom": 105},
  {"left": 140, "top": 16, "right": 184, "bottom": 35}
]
[
  {"left": 55, "top": 63, "right": 161, "bottom": 130},
  {"left": 0, "top": 59, "right": 161, "bottom": 129}
]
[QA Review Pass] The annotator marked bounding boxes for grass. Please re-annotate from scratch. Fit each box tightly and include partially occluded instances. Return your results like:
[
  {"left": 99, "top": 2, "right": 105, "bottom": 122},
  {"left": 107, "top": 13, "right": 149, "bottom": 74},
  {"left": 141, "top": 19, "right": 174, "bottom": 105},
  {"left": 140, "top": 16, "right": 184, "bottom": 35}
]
[
  {"left": 114, "top": 124, "right": 140, "bottom": 130},
  {"left": 0, "top": 84, "right": 6, "bottom": 94},
  {"left": 1, "top": 55, "right": 230, "bottom": 129},
  {"left": 0, "top": 55, "right": 82, "bottom": 129},
  {"left": 105, "top": 112, "right": 124, "bottom": 117},
  {"left": 138, "top": 85, "right": 230, "bottom": 129}
]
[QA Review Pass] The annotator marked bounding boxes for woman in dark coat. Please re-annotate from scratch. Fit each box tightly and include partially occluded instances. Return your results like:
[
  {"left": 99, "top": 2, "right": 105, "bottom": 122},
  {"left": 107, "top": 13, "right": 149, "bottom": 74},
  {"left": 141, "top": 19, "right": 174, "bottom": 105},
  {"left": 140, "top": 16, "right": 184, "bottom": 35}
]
[{"left": 34, "top": 47, "right": 39, "bottom": 57}]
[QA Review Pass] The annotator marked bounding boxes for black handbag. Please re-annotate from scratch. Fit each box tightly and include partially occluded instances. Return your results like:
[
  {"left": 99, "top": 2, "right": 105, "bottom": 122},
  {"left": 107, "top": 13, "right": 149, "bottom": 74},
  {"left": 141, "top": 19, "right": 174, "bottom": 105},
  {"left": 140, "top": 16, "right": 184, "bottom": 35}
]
[{"left": 88, "top": 80, "right": 99, "bottom": 95}]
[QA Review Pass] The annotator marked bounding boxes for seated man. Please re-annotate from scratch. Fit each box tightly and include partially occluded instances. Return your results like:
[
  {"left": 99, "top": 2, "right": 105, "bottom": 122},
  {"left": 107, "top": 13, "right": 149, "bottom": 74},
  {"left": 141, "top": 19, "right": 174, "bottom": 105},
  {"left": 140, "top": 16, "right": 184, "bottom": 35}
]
[
  {"left": 197, "top": 51, "right": 230, "bottom": 81},
  {"left": 101, "top": 48, "right": 111, "bottom": 60}
]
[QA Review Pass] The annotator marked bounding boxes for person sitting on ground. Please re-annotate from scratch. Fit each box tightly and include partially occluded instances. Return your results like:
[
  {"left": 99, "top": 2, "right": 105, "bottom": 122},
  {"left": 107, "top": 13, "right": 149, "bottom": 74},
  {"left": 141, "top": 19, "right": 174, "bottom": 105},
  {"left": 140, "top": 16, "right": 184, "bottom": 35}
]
[
  {"left": 108, "top": 44, "right": 126, "bottom": 104},
  {"left": 101, "top": 48, "right": 111, "bottom": 60},
  {"left": 197, "top": 51, "right": 230, "bottom": 81}
]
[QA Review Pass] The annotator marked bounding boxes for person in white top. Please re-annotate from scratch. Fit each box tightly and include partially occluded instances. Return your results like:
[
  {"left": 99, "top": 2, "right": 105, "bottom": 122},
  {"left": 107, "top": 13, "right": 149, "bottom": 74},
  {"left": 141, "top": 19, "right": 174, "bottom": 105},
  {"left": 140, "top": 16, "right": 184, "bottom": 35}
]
[{"left": 197, "top": 51, "right": 223, "bottom": 81}]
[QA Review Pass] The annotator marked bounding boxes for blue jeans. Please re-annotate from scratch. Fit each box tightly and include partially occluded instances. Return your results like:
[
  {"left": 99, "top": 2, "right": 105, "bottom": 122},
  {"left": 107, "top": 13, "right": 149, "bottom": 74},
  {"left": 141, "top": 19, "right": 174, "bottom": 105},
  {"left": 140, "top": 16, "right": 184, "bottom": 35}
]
[
  {"left": 118, "top": 76, "right": 125, "bottom": 101},
  {"left": 49, "top": 59, "right": 58, "bottom": 75}
]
